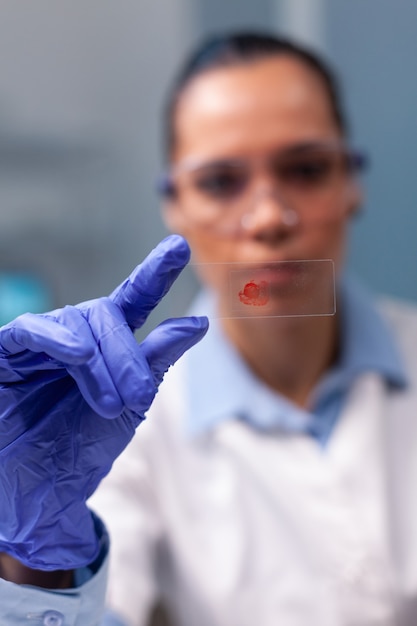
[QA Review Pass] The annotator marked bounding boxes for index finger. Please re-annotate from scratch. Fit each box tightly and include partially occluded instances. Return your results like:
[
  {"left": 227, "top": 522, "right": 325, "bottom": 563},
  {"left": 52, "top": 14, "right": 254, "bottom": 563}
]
[{"left": 109, "top": 234, "right": 190, "bottom": 330}]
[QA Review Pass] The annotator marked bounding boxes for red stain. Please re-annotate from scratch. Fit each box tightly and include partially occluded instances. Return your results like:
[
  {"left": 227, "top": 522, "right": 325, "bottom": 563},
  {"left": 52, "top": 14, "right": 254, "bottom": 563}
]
[{"left": 238, "top": 279, "right": 269, "bottom": 306}]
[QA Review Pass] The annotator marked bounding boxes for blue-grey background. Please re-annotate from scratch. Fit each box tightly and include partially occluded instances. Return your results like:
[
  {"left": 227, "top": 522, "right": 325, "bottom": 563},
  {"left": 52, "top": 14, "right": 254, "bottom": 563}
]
[{"left": 0, "top": 0, "right": 416, "bottom": 333}]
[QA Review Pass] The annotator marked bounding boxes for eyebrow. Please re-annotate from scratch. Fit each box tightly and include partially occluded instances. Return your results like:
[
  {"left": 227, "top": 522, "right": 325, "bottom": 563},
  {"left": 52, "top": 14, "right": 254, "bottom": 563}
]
[
  {"left": 173, "top": 139, "right": 352, "bottom": 173},
  {"left": 277, "top": 139, "right": 347, "bottom": 156}
]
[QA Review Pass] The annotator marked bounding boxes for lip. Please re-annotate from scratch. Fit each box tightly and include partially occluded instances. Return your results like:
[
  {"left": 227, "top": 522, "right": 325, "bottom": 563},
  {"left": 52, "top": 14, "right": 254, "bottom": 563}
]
[
  {"left": 242, "top": 260, "right": 305, "bottom": 290},
  {"left": 219, "top": 254, "right": 335, "bottom": 317}
]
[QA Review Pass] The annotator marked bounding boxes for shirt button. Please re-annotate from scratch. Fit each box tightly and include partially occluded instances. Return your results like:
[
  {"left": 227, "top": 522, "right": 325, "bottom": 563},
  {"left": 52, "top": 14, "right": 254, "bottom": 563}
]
[{"left": 42, "top": 611, "right": 64, "bottom": 626}]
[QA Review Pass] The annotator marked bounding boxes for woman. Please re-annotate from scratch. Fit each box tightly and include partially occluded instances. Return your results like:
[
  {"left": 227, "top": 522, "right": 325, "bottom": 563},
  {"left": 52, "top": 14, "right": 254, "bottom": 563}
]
[
  {"left": 91, "top": 32, "right": 417, "bottom": 626},
  {"left": 1, "top": 31, "right": 417, "bottom": 626}
]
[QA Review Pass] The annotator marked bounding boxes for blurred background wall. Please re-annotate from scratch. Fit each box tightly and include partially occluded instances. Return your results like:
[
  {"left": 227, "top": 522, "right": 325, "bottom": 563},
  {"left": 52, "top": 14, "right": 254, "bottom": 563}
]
[{"left": 0, "top": 0, "right": 416, "bottom": 333}]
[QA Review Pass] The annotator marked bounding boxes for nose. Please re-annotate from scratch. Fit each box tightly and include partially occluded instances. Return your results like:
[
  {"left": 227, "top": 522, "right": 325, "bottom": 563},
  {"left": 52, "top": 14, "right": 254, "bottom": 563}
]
[{"left": 239, "top": 186, "right": 299, "bottom": 233}]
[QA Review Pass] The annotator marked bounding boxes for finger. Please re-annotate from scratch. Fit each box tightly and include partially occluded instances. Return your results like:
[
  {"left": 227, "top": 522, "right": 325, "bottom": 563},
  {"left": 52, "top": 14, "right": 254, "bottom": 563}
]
[
  {"left": 56, "top": 305, "right": 126, "bottom": 418},
  {"left": 87, "top": 311, "right": 208, "bottom": 417},
  {"left": 0, "top": 312, "right": 95, "bottom": 364},
  {"left": 93, "top": 320, "right": 156, "bottom": 416},
  {"left": 81, "top": 297, "right": 155, "bottom": 416},
  {"left": 84, "top": 306, "right": 208, "bottom": 418},
  {"left": 139, "top": 315, "right": 209, "bottom": 389},
  {"left": 109, "top": 234, "right": 190, "bottom": 330}
]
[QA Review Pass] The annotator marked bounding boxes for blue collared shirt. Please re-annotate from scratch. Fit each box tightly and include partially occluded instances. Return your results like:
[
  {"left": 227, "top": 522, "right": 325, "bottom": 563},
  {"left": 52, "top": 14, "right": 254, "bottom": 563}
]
[{"left": 185, "top": 277, "right": 408, "bottom": 448}]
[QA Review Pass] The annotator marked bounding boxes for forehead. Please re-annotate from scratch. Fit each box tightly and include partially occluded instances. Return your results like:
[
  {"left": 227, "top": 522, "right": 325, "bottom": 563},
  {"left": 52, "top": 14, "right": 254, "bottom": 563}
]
[{"left": 172, "top": 56, "right": 340, "bottom": 162}]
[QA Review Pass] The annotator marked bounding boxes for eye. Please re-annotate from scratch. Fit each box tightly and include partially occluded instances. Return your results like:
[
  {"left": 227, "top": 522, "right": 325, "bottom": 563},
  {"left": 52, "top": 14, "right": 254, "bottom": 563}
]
[
  {"left": 277, "top": 154, "right": 334, "bottom": 187},
  {"left": 192, "top": 164, "right": 248, "bottom": 200}
]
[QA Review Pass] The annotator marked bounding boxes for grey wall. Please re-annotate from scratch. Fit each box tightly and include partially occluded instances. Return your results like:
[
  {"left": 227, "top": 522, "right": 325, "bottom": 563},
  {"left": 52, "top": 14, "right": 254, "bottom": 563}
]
[
  {"left": 324, "top": 0, "right": 417, "bottom": 302},
  {"left": 0, "top": 0, "right": 196, "bottom": 312},
  {"left": 195, "top": 0, "right": 274, "bottom": 33}
]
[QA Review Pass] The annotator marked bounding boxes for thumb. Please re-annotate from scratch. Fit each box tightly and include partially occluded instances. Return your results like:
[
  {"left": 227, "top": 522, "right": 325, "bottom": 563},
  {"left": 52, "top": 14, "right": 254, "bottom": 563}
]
[{"left": 139, "top": 316, "right": 209, "bottom": 386}]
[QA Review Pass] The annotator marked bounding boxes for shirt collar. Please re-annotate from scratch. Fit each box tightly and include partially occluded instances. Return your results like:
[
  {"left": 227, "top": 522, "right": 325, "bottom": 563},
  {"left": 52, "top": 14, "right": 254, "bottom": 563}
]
[{"left": 184, "top": 278, "right": 408, "bottom": 437}]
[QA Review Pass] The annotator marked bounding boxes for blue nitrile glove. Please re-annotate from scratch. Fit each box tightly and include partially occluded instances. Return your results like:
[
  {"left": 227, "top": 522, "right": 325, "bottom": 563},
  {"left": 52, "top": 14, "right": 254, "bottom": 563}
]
[{"left": 0, "top": 234, "right": 208, "bottom": 571}]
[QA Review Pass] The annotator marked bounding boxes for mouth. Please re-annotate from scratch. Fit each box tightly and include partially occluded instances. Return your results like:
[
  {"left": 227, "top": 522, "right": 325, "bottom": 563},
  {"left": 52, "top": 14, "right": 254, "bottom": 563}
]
[
  {"left": 228, "top": 257, "right": 335, "bottom": 317},
  {"left": 240, "top": 260, "right": 306, "bottom": 292}
]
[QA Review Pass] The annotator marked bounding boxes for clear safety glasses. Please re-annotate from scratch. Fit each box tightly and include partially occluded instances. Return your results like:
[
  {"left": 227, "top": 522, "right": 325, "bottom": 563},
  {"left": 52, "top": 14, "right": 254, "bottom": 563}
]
[{"left": 158, "top": 141, "right": 367, "bottom": 235}]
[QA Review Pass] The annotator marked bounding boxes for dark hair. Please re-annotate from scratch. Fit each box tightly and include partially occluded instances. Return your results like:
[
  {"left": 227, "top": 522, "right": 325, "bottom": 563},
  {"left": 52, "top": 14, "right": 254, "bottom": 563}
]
[{"left": 163, "top": 31, "right": 348, "bottom": 160}]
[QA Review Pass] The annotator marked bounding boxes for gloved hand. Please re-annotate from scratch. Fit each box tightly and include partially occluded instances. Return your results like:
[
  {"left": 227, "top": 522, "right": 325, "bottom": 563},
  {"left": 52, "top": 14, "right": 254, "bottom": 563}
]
[{"left": 0, "top": 235, "right": 208, "bottom": 571}]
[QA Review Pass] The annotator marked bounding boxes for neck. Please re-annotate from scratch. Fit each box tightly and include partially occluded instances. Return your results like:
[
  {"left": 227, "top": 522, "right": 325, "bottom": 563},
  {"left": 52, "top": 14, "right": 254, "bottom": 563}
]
[{"left": 221, "top": 312, "right": 339, "bottom": 408}]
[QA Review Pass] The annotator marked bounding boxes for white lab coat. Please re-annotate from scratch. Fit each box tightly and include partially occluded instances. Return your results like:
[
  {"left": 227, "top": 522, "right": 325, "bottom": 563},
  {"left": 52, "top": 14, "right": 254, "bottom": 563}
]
[{"left": 90, "top": 297, "right": 417, "bottom": 626}]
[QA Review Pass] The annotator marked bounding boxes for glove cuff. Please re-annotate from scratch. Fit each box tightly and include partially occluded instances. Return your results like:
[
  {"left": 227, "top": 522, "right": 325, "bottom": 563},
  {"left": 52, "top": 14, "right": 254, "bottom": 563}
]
[{"left": 0, "top": 509, "right": 106, "bottom": 572}]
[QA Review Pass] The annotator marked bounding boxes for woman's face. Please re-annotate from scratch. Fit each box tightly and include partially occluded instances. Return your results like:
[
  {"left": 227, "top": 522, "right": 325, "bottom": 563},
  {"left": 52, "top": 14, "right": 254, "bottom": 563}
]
[{"left": 164, "top": 55, "right": 361, "bottom": 304}]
